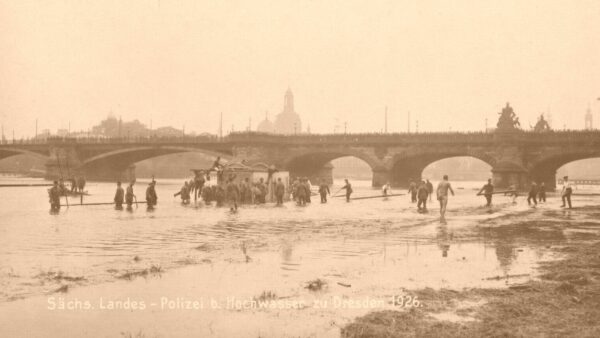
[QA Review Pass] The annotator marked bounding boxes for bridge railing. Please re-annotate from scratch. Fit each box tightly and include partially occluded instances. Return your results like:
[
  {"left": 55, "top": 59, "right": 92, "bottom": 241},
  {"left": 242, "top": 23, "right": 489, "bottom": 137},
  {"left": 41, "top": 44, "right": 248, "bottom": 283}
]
[{"left": 2, "top": 129, "right": 600, "bottom": 146}]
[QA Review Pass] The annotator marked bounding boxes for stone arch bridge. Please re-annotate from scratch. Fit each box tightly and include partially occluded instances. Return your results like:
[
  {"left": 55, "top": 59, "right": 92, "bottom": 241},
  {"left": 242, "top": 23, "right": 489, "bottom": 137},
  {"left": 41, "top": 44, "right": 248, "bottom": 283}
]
[{"left": 2, "top": 130, "right": 600, "bottom": 191}]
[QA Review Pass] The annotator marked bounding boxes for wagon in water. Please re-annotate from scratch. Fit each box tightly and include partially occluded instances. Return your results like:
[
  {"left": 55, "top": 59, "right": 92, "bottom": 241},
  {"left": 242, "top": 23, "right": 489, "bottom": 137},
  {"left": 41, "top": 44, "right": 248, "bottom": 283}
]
[{"left": 192, "top": 161, "right": 290, "bottom": 204}]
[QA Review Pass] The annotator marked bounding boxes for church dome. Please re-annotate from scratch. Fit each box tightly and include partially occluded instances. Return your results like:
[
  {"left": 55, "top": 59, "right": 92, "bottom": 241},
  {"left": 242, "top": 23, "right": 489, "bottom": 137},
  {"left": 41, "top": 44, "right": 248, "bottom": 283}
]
[
  {"left": 257, "top": 118, "right": 275, "bottom": 133},
  {"left": 273, "top": 87, "right": 302, "bottom": 134}
]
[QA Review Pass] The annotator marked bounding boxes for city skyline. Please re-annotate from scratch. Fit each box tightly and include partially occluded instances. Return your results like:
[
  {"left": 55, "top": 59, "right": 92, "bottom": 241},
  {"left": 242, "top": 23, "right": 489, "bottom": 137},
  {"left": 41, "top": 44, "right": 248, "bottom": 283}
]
[{"left": 1, "top": 1, "right": 600, "bottom": 138}]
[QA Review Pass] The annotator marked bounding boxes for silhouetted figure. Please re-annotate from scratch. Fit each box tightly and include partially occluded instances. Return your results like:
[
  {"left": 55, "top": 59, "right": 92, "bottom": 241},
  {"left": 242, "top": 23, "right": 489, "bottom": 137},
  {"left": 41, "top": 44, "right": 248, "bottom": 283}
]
[
  {"left": 408, "top": 181, "right": 417, "bottom": 203},
  {"left": 527, "top": 182, "right": 538, "bottom": 206},
  {"left": 275, "top": 178, "right": 286, "bottom": 205},
  {"left": 48, "top": 180, "right": 61, "bottom": 212},
  {"left": 417, "top": 180, "right": 429, "bottom": 211},
  {"left": 319, "top": 180, "right": 330, "bottom": 203},
  {"left": 538, "top": 182, "right": 546, "bottom": 203},
  {"left": 114, "top": 181, "right": 124, "bottom": 209},
  {"left": 125, "top": 181, "right": 135, "bottom": 208},
  {"left": 478, "top": 179, "right": 494, "bottom": 207},
  {"left": 426, "top": 179, "right": 434, "bottom": 202},
  {"left": 146, "top": 181, "right": 157, "bottom": 208},
  {"left": 341, "top": 179, "right": 353, "bottom": 202}
]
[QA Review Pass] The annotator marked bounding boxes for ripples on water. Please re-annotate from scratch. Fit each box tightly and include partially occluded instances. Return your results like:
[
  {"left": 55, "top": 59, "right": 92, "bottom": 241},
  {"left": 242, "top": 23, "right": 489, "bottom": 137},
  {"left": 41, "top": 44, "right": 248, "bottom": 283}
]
[{"left": 0, "top": 177, "right": 598, "bottom": 302}]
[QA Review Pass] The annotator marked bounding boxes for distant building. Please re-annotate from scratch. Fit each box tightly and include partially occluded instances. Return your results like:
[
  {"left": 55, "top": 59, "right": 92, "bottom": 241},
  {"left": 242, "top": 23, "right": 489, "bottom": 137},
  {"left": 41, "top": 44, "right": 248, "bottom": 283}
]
[
  {"left": 273, "top": 88, "right": 302, "bottom": 135},
  {"left": 257, "top": 112, "right": 275, "bottom": 133},
  {"left": 56, "top": 129, "right": 69, "bottom": 137}
]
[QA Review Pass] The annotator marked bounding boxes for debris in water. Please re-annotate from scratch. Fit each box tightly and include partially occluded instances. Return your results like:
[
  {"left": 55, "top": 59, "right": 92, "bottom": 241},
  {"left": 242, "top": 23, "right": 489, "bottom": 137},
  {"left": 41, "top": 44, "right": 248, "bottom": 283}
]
[
  {"left": 54, "top": 285, "right": 69, "bottom": 293},
  {"left": 306, "top": 279, "right": 327, "bottom": 291},
  {"left": 254, "top": 290, "right": 278, "bottom": 302}
]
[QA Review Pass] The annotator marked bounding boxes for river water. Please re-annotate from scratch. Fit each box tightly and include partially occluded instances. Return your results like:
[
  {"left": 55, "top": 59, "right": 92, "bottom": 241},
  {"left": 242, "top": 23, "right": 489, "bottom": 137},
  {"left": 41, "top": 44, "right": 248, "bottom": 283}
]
[{"left": 0, "top": 176, "right": 598, "bottom": 336}]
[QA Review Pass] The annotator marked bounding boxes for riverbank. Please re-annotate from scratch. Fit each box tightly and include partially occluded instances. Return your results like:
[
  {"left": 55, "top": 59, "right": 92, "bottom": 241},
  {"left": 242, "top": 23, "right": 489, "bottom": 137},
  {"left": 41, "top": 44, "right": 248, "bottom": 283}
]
[{"left": 342, "top": 216, "right": 600, "bottom": 337}]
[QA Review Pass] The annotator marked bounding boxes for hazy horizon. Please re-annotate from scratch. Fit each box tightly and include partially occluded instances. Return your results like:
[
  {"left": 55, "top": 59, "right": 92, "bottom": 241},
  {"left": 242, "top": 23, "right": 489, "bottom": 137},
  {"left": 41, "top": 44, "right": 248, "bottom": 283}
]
[{"left": 1, "top": 0, "right": 599, "bottom": 138}]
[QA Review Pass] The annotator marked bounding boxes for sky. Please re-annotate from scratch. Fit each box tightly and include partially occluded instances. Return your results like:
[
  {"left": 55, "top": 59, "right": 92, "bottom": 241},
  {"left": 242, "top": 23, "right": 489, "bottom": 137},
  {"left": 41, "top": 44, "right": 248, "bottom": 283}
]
[{"left": 1, "top": 0, "right": 599, "bottom": 138}]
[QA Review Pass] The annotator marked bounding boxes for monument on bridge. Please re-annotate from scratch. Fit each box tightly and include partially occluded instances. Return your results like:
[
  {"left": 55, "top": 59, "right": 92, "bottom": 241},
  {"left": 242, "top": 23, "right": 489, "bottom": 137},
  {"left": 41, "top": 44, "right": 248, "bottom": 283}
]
[
  {"left": 496, "top": 103, "right": 521, "bottom": 132},
  {"left": 533, "top": 114, "right": 551, "bottom": 132}
]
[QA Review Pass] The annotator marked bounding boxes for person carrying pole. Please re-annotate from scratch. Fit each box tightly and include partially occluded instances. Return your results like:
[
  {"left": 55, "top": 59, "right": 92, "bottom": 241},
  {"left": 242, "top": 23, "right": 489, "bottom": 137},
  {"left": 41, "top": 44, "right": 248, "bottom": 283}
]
[
  {"left": 477, "top": 179, "right": 494, "bottom": 207},
  {"left": 341, "top": 179, "right": 353, "bottom": 202}
]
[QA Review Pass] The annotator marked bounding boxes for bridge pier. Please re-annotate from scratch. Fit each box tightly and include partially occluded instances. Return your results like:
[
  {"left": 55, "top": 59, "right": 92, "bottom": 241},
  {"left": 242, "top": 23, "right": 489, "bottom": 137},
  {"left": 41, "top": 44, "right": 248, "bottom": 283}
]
[
  {"left": 491, "top": 162, "right": 529, "bottom": 190},
  {"left": 530, "top": 171, "right": 557, "bottom": 192},
  {"left": 289, "top": 162, "right": 333, "bottom": 186},
  {"left": 372, "top": 168, "right": 391, "bottom": 188}
]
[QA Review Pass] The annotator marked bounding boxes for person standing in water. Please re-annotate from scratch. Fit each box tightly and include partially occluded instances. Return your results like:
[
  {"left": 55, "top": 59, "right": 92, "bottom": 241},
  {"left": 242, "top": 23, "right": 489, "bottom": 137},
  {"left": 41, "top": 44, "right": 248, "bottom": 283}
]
[
  {"left": 382, "top": 182, "right": 392, "bottom": 197},
  {"left": 341, "top": 179, "right": 353, "bottom": 202},
  {"left": 477, "top": 179, "right": 494, "bottom": 207},
  {"left": 527, "top": 182, "right": 538, "bottom": 207},
  {"left": 48, "top": 180, "right": 61, "bottom": 212},
  {"left": 426, "top": 179, "right": 434, "bottom": 202},
  {"left": 125, "top": 181, "right": 136, "bottom": 208},
  {"left": 408, "top": 180, "right": 418, "bottom": 203},
  {"left": 538, "top": 182, "right": 546, "bottom": 203},
  {"left": 561, "top": 176, "right": 572, "bottom": 209},
  {"left": 114, "top": 181, "right": 124, "bottom": 209},
  {"left": 417, "top": 180, "right": 429, "bottom": 211},
  {"left": 275, "top": 177, "right": 286, "bottom": 205},
  {"left": 319, "top": 180, "right": 330, "bottom": 203},
  {"left": 436, "top": 175, "right": 454, "bottom": 223},
  {"left": 226, "top": 177, "right": 240, "bottom": 211},
  {"left": 146, "top": 181, "right": 157, "bottom": 208}
]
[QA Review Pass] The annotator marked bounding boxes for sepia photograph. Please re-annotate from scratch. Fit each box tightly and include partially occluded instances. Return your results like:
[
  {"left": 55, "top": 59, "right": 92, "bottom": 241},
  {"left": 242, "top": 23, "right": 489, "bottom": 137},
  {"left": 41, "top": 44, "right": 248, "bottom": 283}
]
[{"left": 1, "top": 1, "right": 599, "bottom": 337}]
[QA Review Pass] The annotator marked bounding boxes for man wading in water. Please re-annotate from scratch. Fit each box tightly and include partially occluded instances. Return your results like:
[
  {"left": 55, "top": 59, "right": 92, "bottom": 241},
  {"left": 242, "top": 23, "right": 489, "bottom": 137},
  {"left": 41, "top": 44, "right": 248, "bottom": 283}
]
[
  {"left": 125, "top": 181, "right": 136, "bottom": 209},
  {"left": 341, "top": 179, "right": 353, "bottom": 202},
  {"left": 478, "top": 179, "right": 494, "bottom": 207},
  {"left": 114, "top": 181, "right": 124, "bottom": 209},
  {"left": 436, "top": 175, "right": 454, "bottom": 224}
]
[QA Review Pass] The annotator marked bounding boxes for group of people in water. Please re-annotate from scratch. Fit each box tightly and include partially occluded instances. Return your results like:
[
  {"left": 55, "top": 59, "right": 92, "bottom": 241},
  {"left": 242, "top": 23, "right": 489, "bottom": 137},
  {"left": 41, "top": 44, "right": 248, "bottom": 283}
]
[
  {"left": 475, "top": 175, "right": 573, "bottom": 209},
  {"left": 48, "top": 158, "right": 576, "bottom": 217}
]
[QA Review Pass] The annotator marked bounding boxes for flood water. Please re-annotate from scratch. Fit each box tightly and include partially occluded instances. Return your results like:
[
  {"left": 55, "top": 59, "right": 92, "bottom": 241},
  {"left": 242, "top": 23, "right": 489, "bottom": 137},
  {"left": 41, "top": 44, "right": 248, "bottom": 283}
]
[{"left": 0, "top": 176, "right": 599, "bottom": 336}]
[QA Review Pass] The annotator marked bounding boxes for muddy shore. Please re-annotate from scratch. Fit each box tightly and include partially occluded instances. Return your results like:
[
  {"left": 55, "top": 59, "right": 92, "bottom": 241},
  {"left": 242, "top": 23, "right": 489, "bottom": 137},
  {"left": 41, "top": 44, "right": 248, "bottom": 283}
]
[{"left": 342, "top": 207, "right": 600, "bottom": 338}]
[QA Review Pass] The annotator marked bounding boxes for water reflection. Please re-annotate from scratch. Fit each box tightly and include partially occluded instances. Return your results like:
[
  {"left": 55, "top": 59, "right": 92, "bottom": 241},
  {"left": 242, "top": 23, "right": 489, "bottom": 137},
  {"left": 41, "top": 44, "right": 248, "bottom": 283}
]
[
  {"left": 0, "top": 178, "right": 595, "bottom": 302},
  {"left": 436, "top": 225, "right": 453, "bottom": 258}
]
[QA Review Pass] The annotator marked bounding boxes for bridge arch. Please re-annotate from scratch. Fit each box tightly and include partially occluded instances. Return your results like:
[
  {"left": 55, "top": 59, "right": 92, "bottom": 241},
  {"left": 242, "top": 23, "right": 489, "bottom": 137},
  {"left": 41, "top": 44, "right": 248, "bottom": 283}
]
[
  {"left": 0, "top": 149, "right": 50, "bottom": 162},
  {"left": 390, "top": 150, "right": 497, "bottom": 187},
  {"left": 78, "top": 146, "right": 232, "bottom": 181},
  {"left": 529, "top": 151, "right": 600, "bottom": 190},
  {"left": 282, "top": 150, "right": 383, "bottom": 186},
  {"left": 81, "top": 146, "right": 231, "bottom": 168}
]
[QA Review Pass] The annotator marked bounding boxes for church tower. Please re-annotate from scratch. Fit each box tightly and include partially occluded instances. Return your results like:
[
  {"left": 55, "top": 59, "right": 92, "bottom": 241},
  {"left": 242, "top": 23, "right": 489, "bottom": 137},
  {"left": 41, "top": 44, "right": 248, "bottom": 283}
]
[{"left": 274, "top": 87, "right": 302, "bottom": 134}]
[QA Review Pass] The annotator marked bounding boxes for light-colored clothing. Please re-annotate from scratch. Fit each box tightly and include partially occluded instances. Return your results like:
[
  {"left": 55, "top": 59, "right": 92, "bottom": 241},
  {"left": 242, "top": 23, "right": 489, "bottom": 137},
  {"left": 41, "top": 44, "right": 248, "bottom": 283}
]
[{"left": 562, "top": 180, "right": 572, "bottom": 195}]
